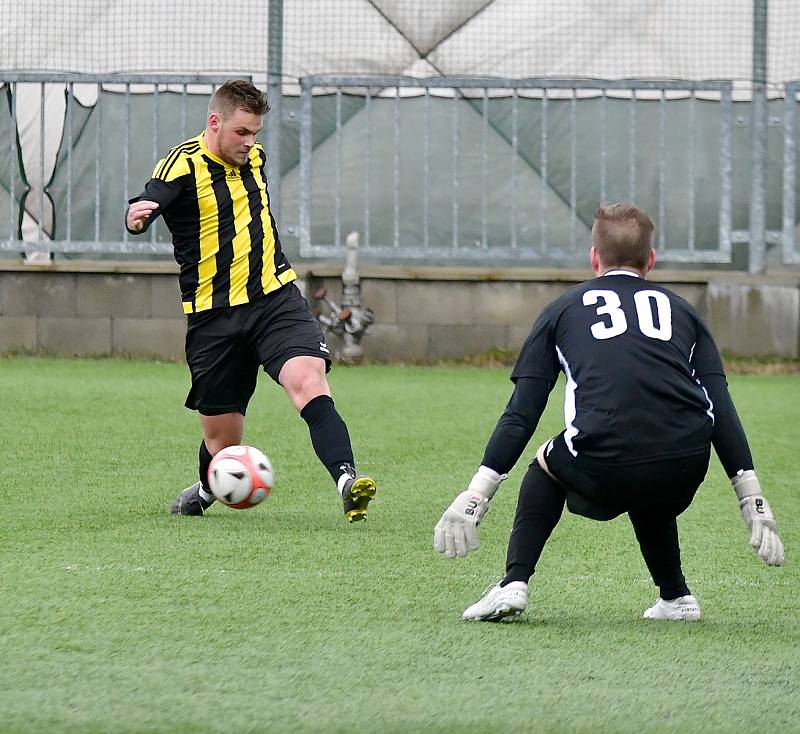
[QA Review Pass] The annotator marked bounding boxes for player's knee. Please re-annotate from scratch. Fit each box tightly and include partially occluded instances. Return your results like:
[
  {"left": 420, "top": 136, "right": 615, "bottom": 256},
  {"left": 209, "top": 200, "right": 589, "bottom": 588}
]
[{"left": 283, "top": 367, "right": 330, "bottom": 410}]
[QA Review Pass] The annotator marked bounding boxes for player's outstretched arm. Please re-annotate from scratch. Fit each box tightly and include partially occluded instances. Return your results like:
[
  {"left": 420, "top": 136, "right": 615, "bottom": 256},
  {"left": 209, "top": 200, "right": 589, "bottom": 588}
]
[
  {"left": 433, "top": 466, "right": 506, "bottom": 558},
  {"left": 433, "top": 376, "right": 553, "bottom": 559},
  {"left": 699, "top": 372, "right": 785, "bottom": 567},
  {"left": 732, "top": 470, "right": 784, "bottom": 566}
]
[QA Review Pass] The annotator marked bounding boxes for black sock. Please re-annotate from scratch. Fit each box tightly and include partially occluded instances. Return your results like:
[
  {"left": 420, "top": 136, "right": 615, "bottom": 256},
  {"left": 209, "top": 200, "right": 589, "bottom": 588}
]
[
  {"left": 300, "top": 395, "right": 355, "bottom": 484},
  {"left": 199, "top": 440, "right": 213, "bottom": 490}
]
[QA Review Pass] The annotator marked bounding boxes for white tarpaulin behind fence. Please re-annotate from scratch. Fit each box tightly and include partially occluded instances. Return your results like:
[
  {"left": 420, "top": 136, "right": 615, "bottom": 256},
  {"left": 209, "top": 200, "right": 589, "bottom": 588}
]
[{"left": 4, "top": 0, "right": 800, "bottom": 84}]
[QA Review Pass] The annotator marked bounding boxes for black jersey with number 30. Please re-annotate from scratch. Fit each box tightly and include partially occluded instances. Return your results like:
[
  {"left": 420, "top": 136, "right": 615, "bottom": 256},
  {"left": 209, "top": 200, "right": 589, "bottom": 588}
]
[{"left": 512, "top": 271, "right": 725, "bottom": 463}]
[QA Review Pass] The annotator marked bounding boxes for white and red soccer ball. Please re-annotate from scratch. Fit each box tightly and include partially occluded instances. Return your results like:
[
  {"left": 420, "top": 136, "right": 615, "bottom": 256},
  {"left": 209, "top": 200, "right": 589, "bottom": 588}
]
[{"left": 207, "top": 445, "right": 274, "bottom": 509}]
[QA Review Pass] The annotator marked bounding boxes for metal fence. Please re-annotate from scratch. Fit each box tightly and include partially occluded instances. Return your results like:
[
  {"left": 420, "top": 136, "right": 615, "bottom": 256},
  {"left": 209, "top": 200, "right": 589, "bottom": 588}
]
[
  {"left": 0, "top": 73, "right": 238, "bottom": 257},
  {"left": 3, "top": 0, "right": 800, "bottom": 273},
  {"left": 295, "top": 76, "right": 738, "bottom": 266},
  {"left": 1, "top": 73, "right": 799, "bottom": 272}
]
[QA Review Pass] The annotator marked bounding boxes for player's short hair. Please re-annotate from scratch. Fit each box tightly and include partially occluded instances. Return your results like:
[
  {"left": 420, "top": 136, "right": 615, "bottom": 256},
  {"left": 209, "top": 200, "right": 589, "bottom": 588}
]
[
  {"left": 208, "top": 80, "right": 269, "bottom": 119},
  {"left": 591, "top": 203, "right": 654, "bottom": 271}
]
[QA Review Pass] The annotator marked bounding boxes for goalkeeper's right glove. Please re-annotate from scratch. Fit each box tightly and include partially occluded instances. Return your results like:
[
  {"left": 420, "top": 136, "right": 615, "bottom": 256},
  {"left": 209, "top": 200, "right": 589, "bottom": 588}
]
[
  {"left": 732, "top": 470, "right": 784, "bottom": 567},
  {"left": 433, "top": 466, "right": 506, "bottom": 559}
]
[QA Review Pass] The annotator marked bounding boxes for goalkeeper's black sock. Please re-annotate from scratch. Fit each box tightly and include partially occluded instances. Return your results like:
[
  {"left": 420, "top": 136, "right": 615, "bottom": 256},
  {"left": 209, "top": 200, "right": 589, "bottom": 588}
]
[{"left": 300, "top": 395, "right": 355, "bottom": 487}]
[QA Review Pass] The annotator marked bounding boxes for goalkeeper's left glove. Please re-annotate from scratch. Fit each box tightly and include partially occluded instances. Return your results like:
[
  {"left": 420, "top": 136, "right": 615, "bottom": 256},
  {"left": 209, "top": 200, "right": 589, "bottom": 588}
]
[
  {"left": 732, "top": 470, "right": 785, "bottom": 567},
  {"left": 433, "top": 466, "right": 506, "bottom": 559}
]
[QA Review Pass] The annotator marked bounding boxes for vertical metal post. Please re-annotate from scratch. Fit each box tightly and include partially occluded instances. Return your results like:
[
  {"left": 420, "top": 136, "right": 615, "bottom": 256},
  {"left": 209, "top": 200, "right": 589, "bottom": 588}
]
[
  {"left": 298, "top": 77, "right": 312, "bottom": 254},
  {"left": 151, "top": 84, "right": 159, "bottom": 244},
  {"left": 66, "top": 83, "right": 73, "bottom": 242},
  {"left": 511, "top": 88, "right": 518, "bottom": 249},
  {"left": 688, "top": 91, "right": 696, "bottom": 250},
  {"left": 749, "top": 0, "right": 768, "bottom": 273},
  {"left": 394, "top": 90, "right": 400, "bottom": 249},
  {"left": 628, "top": 89, "right": 636, "bottom": 201},
  {"left": 481, "top": 88, "right": 488, "bottom": 249},
  {"left": 364, "top": 87, "right": 372, "bottom": 249},
  {"left": 782, "top": 85, "right": 796, "bottom": 263},
  {"left": 540, "top": 90, "right": 548, "bottom": 251},
  {"left": 181, "top": 85, "right": 188, "bottom": 139},
  {"left": 95, "top": 83, "right": 102, "bottom": 242},
  {"left": 9, "top": 83, "right": 15, "bottom": 243},
  {"left": 423, "top": 87, "right": 430, "bottom": 250},
  {"left": 658, "top": 89, "right": 666, "bottom": 249},
  {"left": 335, "top": 89, "right": 342, "bottom": 249},
  {"left": 123, "top": 84, "right": 130, "bottom": 243},
  {"left": 719, "top": 84, "right": 733, "bottom": 262},
  {"left": 569, "top": 89, "right": 577, "bottom": 249},
  {"left": 600, "top": 89, "right": 607, "bottom": 205},
  {"left": 267, "top": 0, "right": 284, "bottom": 228},
  {"left": 39, "top": 82, "right": 45, "bottom": 244},
  {"left": 451, "top": 92, "right": 459, "bottom": 250}
]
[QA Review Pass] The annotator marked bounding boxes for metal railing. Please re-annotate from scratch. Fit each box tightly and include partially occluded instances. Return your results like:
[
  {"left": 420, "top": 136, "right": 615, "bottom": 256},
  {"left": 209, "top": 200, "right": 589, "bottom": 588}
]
[
  {"left": 1, "top": 72, "right": 798, "bottom": 272},
  {"left": 1, "top": 73, "right": 238, "bottom": 256},
  {"left": 296, "top": 75, "right": 737, "bottom": 265}
]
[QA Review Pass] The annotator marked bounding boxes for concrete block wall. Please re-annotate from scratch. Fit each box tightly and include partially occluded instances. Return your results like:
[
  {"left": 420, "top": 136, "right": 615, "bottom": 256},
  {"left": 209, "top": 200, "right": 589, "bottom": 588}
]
[
  {"left": 0, "top": 265, "right": 186, "bottom": 360},
  {"left": 309, "top": 267, "right": 800, "bottom": 361},
  {"left": 1, "top": 261, "right": 798, "bottom": 361}
]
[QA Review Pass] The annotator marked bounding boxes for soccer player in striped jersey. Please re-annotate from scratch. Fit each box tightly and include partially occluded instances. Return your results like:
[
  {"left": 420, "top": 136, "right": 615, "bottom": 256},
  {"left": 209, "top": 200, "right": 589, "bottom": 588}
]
[
  {"left": 126, "top": 80, "right": 376, "bottom": 522},
  {"left": 434, "top": 203, "right": 784, "bottom": 621}
]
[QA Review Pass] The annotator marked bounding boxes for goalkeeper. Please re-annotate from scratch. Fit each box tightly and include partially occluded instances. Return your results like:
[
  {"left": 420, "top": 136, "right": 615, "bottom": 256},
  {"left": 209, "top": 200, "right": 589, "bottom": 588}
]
[{"left": 434, "top": 203, "right": 784, "bottom": 622}]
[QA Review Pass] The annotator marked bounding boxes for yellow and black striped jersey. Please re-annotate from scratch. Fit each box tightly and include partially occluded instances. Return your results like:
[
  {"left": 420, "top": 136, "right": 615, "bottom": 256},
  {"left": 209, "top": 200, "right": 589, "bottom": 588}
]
[{"left": 127, "top": 133, "right": 296, "bottom": 314}]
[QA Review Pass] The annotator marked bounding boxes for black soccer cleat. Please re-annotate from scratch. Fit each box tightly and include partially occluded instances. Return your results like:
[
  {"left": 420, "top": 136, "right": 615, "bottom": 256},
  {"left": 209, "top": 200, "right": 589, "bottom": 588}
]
[
  {"left": 342, "top": 475, "right": 377, "bottom": 523},
  {"left": 170, "top": 481, "right": 215, "bottom": 516}
]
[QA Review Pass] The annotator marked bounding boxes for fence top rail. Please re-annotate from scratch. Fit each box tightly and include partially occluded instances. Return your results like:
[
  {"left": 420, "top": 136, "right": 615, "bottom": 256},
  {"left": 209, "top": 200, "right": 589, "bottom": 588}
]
[
  {"left": 302, "top": 75, "right": 734, "bottom": 91},
  {"left": 0, "top": 73, "right": 246, "bottom": 84}
]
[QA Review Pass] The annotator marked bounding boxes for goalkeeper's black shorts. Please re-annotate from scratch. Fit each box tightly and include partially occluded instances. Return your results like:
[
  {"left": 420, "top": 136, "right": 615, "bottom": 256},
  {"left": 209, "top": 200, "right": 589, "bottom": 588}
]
[
  {"left": 542, "top": 431, "right": 711, "bottom": 521},
  {"left": 183, "top": 283, "right": 331, "bottom": 416}
]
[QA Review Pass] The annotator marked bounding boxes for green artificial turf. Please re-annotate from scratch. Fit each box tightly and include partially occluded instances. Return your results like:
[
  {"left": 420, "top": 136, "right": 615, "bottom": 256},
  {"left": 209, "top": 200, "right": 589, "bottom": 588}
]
[{"left": 0, "top": 357, "right": 797, "bottom": 733}]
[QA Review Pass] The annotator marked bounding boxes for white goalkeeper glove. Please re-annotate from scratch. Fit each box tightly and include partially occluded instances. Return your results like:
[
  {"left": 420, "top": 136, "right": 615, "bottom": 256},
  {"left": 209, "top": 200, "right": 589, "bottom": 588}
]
[
  {"left": 433, "top": 466, "right": 507, "bottom": 559},
  {"left": 732, "top": 470, "right": 784, "bottom": 567}
]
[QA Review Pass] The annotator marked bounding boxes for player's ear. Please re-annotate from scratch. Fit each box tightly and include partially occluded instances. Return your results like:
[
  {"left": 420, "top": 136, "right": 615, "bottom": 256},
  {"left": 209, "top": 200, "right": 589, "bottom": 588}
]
[
  {"left": 208, "top": 112, "right": 221, "bottom": 133},
  {"left": 590, "top": 246, "right": 601, "bottom": 274},
  {"left": 646, "top": 248, "right": 656, "bottom": 273}
]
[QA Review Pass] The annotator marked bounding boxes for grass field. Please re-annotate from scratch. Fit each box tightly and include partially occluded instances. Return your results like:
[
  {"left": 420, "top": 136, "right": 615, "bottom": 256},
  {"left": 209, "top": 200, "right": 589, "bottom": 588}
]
[{"left": 1, "top": 356, "right": 798, "bottom": 734}]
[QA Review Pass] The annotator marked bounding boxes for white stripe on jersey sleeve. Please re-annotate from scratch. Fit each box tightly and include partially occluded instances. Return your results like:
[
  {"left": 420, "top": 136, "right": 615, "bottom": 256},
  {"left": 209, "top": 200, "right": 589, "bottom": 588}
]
[
  {"left": 688, "top": 341, "right": 714, "bottom": 422},
  {"left": 556, "top": 345, "right": 579, "bottom": 457},
  {"left": 698, "top": 383, "right": 715, "bottom": 424}
]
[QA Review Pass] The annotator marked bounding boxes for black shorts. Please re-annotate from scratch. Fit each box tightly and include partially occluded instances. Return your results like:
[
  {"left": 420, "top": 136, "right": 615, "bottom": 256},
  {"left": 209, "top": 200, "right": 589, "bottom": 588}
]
[
  {"left": 542, "top": 431, "right": 711, "bottom": 521},
  {"left": 184, "top": 283, "right": 331, "bottom": 416}
]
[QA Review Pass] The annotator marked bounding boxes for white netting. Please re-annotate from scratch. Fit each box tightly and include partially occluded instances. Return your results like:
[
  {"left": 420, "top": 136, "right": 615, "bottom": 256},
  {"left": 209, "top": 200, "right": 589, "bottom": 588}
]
[{"left": 2, "top": 0, "right": 800, "bottom": 85}]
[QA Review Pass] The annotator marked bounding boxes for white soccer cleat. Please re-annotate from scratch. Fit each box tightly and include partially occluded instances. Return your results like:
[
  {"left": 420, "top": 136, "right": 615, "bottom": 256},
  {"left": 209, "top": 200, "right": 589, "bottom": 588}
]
[
  {"left": 462, "top": 581, "right": 528, "bottom": 622},
  {"left": 643, "top": 594, "right": 701, "bottom": 621}
]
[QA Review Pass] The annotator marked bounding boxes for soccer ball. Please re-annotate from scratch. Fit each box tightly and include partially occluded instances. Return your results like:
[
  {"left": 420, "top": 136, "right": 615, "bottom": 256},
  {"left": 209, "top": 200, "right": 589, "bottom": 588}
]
[{"left": 207, "top": 445, "right": 274, "bottom": 509}]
